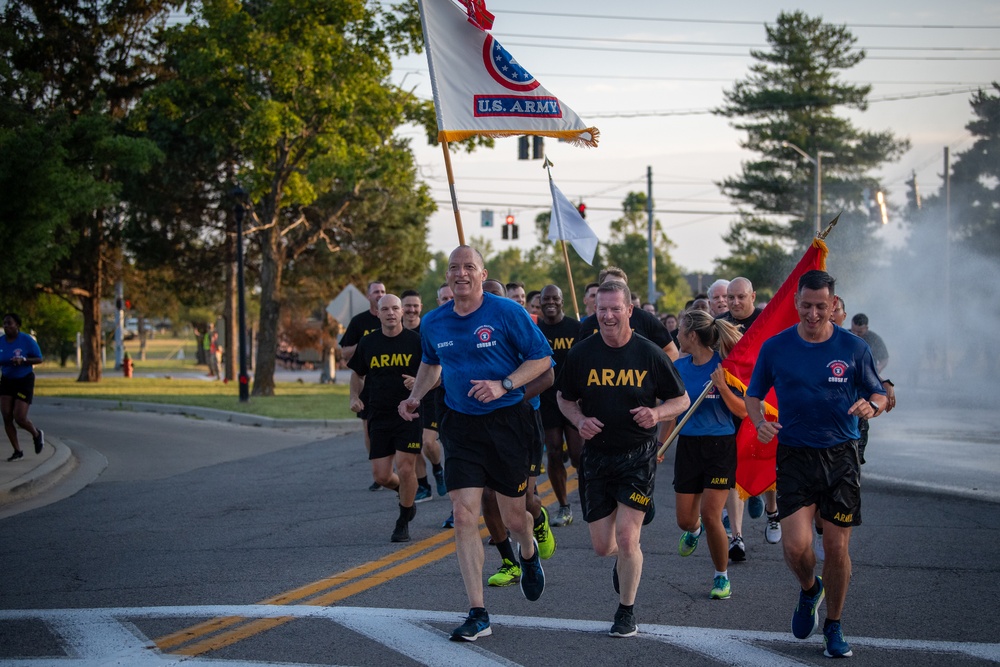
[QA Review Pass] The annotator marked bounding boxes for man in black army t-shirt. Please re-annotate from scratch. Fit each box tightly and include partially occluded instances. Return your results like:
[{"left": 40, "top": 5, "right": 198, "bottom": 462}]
[
  {"left": 347, "top": 294, "right": 423, "bottom": 543},
  {"left": 557, "top": 281, "right": 690, "bottom": 639}
]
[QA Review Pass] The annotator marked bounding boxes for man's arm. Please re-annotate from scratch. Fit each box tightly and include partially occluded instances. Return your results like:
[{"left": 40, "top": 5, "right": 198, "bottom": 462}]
[
  {"left": 469, "top": 356, "right": 552, "bottom": 403},
  {"left": 662, "top": 340, "right": 679, "bottom": 362},
  {"left": 632, "top": 392, "right": 691, "bottom": 429},
  {"left": 340, "top": 344, "right": 358, "bottom": 363},
  {"left": 557, "top": 391, "right": 604, "bottom": 440},
  {"left": 745, "top": 395, "right": 783, "bottom": 443},
  {"left": 399, "top": 362, "right": 443, "bottom": 421},
  {"left": 349, "top": 372, "right": 365, "bottom": 413},
  {"left": 524, "top": 366, "right": 554, "bottom": 401}
]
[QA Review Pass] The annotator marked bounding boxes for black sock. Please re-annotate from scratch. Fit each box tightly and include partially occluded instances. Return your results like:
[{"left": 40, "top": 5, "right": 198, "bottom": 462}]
[
  {"left": 399, "top": 504, "right": 414, "bottom": 521},
  {"left": 533, "top": 511, "right": 545, "bottom": 529},
  {"left": 805, "top": 579, "right": 821, "bottom": 597},
  {"left": 417, "top": 476, "right": 430, "bottom": 490},
  {"left": 824, "top": 618, "right": 840, "bottom": 629},
  {"left": 496, "top": 538, "right": 516, "bottom": 563},
  {"left": 618, "top": 603, "right": 634, "bottom": 614},
  {"left": 470, "top": 606, "right": 487, "bottom": 617},
  {"left": 432, "top": 462, "right": 443, "bottom": 474}
]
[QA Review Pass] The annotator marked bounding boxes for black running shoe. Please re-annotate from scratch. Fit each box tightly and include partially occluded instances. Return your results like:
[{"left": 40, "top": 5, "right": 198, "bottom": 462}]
[
  {"left": 518, "top": 538, "right": 545, "bottom": 602},
  {"left": 33, "top": 429, "right": 44, "bottom": 454},
  {"left": 612, "top": 557, "right": 620, "bottom": 595},
  {"left": 609, "top": 607, "right": 637, "bottom": 638},
  {"left": 450, "top": 608, "right": 491, "bottom": 641},
  {"left": 390, "top": 517, "right": 410, "bottom": 543},
  {"left": 7, "top": 450, "right": 24, "bottom": 462}
]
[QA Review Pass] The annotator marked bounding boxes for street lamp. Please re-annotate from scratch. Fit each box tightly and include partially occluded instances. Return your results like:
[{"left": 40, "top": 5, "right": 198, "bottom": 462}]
[
  {"left": 781, "top": 141, "right": 834, "bottom": 235},
  {"left": 232, "top": 188, "right": 250, "bottom": 403}
]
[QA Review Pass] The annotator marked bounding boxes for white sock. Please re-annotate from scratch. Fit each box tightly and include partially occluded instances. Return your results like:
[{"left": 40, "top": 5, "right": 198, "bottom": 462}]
[{"left": 715, "top": 570, "right": 728, "bottom": 580}]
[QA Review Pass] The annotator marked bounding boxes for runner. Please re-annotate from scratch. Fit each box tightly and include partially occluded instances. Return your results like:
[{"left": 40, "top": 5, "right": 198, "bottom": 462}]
[
  {"left": 745, "top": 270, "right": 886, "bottom": 659},
  {"left": 557, "top": 281, "right": 690, "bottom": 638},
  {"left": 1, "top": 313, "right": 44, "bottom": 461},
  {"left": 347, "top": 295, "right": 423, "bottom": 542},
  {"left": 668, "top": 310, "right": 744, "bottom": 599},
  {"left": 399, "top": 246, "right": 552, "bottom": 641}
]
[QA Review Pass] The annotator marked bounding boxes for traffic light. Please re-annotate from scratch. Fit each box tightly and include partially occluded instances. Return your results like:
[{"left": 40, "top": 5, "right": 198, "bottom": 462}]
[
  {"left": 518, "top": 136, "right": 529, "bottom": 160},
  {"left": 577, "top": 202, "right": 586, "bottom": 219},
  {"left": 502, "top": 214, "right": 518, "bottom": 240}
]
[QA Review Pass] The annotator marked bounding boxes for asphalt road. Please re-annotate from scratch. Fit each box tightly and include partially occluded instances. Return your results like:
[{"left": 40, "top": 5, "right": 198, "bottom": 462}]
[{"left": 0, "top": 390, "right": 998, "bottom": 667}]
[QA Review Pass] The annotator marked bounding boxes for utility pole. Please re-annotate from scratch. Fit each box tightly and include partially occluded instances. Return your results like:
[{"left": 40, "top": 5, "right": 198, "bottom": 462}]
[
  {"left": 944, "top": 146, "right": 952, "bottom": 379},
  {"left": 646, "top": 166, "right": 656, "bottom": 305}
]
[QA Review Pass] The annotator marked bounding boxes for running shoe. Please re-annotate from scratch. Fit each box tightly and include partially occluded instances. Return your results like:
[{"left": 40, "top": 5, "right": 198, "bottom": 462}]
[
  {"left": 534, "top": 507, "right": 555, "bottom": 559},
  {"left": 791, "top": 577, "right": 825, "bottom": 639},
  {"left": 765, "top": 511, "right": 782, "bottom": 544},
  {"left": 609, "top": 607, "right": 637, "bottom": 638},
  {"left": 823, "top": 620, "right": 854, "bottom": 658},
  {"left": 551, "top": 505, "right": 573, "bottom": 527},
  {"left": 678, "top": 524, "right": 701, "bottom": 557},
  {"left": 748, "top": 494, "right": 765, "bottom": 519},
  {"left": 368, "top": 481, "right": 381, "bottom": 492},
  {"left": 519, "top": 538, "right": 545, "bottom": 601},
  {"left": 33, "top": 429, "right": 44, "bottom": 454},
  {"left": 729, "top": 535, "right": 746, "bottom": 562},
  {"left": 414, "top": 486, "right": 432, "bottom": 503},
  {"left": 390, "top": 517, "right": 409, "bottom": 543},
  {"left": 433, "top": 468, "right": 447, "bottom": 497},
  {"left": 451, "top": 608, "right": 491, "bottom": 641},
  {"left": 6, "top": 450, "right": 23, "bottom": 462},
  {"left": 441, "top": 511, "right": 454, "bottom": 529},
  {"left": 612, "top": 557, "right": 620, "bottom": 594},
  {"left": 487, "top": 559, "right": 521, "bottom": 587},
  {"left": 710, "top": 575, "right": 732, "bottom": 600},
  {"left": 722, "top": 508, "right": 731, "bottom": 537}
]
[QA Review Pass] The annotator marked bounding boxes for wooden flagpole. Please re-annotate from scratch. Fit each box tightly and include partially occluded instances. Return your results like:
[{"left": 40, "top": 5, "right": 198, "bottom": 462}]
[
  {"left": 544, "top": 156, "right": 581, "bottom": 320},
  {"left": 657, "top": 381, "right": 714, "bottom": 459},
  {"left": 441, "top": 140, "right": 465, "bottom": 245}
]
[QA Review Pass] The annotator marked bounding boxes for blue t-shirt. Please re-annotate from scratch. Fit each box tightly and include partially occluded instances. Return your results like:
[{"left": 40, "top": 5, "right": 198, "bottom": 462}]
[
  {"left": 0, "top": 332, "right": 42, "bottom": 379},
  {"left": 420, "top": 292, "right": 553, "bottom": 415},
  {"left": 674, "top": 350, "right": 738, "bottom": 437},
  {"left": 747, "top": 325, "right": 886, "bottom": 448}
]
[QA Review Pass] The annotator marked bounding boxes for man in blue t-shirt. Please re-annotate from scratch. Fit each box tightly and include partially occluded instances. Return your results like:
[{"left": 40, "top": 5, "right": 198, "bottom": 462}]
[
  {"left": 1, "top": 313, "right": 45, "bottom": 461},
  {"left": 398, "top": 246, "right": 553, "bottom": 642},
  {"left": 745, "top": 270, "right": 886, "bottom": 659}
]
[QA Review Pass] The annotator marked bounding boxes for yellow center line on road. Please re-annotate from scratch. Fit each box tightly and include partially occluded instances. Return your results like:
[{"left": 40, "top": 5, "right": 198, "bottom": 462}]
[{"left": 157, "top": 475, "right": 576, "bottom": 656}]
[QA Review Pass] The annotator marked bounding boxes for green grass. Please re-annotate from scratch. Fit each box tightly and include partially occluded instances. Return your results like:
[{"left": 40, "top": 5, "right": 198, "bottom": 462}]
[{"left": 34, "top": 337, "right": 354, "bottom": 420}]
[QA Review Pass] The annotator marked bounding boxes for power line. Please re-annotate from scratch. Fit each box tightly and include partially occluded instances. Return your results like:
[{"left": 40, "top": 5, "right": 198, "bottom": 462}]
[{"left": 495, "top": 10, "right": 1000, "bottom": 30}]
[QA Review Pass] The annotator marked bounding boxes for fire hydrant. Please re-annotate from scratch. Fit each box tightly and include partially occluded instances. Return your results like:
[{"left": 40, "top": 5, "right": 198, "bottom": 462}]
[{"left": 123, "top": 353, "right": 133, "bottom": 378}]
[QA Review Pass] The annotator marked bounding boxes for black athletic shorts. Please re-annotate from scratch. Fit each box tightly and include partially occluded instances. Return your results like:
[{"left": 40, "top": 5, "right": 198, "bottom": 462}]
[
  {"left": 0, "top": 373, "right": 34, "bottom": 404},
  {"left": 439, "top": 400, "right": 534, "bottom": 497},
  {"left": 367, "top": 415, "right": 422, "bottom": 460},
  {"left": 672, "top": 433, "right": 736, "bottom": 494},
  {"left": 539, "top": 392, "right": 572, "bottom": 431},
  {"left": 421, "top": 391, "right": 438, "bottom": 431},
  {"left": 776, "top": 439, "right": 862, "bottom": 527},
  {"left": 579, "top": 439, "right": 657, "bottom": 523},
  {"left": 527, "top": 407, "right": 544, "bottom": 477}
]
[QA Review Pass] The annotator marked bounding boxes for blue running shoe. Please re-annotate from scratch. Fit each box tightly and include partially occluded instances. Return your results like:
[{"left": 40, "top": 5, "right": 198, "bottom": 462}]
[
  {"left": 823, "top": 620, "right": 853, "bottom": 658},
  {"left": 414, "top": 486, "right": 432, "bottom": 503},
  {"left": 722, "top": 508, "right": 731, "bottom": 537},
  {"left": 441, "top": 511, "right": 454, "bottom": 529},
  {"left": 434, "top": 468, "right": 447, "bottom": 497},
  {"left": 519, "top": 538, "right": 545, "bottom": 602},
  {"left": 791, "top": 577, "right": 825, "bottom": 639},
  {"left": 451, "top": 608, "right": 491, "bottom": 641},
  {"left": 748, "top": 495, "right": 765, "bottom": 519}
]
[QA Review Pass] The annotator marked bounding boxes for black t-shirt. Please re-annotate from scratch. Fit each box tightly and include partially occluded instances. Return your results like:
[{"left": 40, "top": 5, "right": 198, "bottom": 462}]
[
  {"left": 340, "top": 310, "right": 380, "bottom": 348},
  {"left": 578, "top": 307, "right": 674, "bottom": 350},
  {"left": 537, "top": 315, "right": 581, "bottom": 404},
  {"left": 347, "top": 328, "right": 422, "bottom": 417},
  {"left": 558, "top": 333, "right": 686, "bottom": 451},
  {"left": 719, "top": 306, "right": 763, "bottom": 333}
]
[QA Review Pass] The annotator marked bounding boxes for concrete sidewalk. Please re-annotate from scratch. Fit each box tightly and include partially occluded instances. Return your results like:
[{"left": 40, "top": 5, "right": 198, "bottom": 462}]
[{"left": 0, "top": 434, "right": 74, "bottom": 508}]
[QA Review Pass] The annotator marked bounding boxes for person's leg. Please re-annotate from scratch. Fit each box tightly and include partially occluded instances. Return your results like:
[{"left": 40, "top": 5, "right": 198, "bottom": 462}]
[
  {"left": 370, "top": 456, "right": 398, "bottom": 490},
  {"left": 1, "top": 395, "right": 20, "bottom": 454},
  {"left": 726, "top": 488, "right": 745, "bottom": 540},
  {"left": 613, "top": 505, "right": 645, "bottom": 605},
  {"left": 675, "top": 492, "right": 700, "bottom": 533},
  {"left": 821, "top": 523, "right": 852, "bottom": 619},
  {"left": 781, "top": 505, "right": 818, "bottom": 588},
  {"left": 394, "top": 451, "right": 418, "bottom": 508},
  {"left": 495, "top": 492, "right": 535, "bottom": 559},
  {"left": 451, "top": 486, "right": 487, "bottom": 608},
  {"left": 544, "top": 427, "right": 568, "bottom": 506},
  {"left": 701, "top": 489, "right": 730, "bottom": 573}
]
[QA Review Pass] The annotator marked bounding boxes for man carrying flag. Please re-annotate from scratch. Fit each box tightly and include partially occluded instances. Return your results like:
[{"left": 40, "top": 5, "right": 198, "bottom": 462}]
[{"left": 745, "top": 270, "right": 886, "bottom": 659}]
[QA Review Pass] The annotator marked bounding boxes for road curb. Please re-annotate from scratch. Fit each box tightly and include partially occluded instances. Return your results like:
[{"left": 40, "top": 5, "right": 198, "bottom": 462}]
[
  {"left": 35, "top": 397, "right": 361, "bottom": 430},
  {"left": 0, "top": 438, "right": 75, "bottom": 507}
]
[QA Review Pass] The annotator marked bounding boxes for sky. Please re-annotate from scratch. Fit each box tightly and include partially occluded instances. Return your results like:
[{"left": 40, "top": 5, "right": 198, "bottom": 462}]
[{"left": 390, "top": 0, "right": 999, "bottom": 274}]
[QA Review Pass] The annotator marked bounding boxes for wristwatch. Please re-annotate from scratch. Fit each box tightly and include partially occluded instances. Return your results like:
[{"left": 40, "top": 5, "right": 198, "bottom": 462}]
[
  {"left": 501, "top": 377, "right": 514, "bottom": 392},
  {"left": 867, "top": 399, "right": 880, "bottom": 413}
]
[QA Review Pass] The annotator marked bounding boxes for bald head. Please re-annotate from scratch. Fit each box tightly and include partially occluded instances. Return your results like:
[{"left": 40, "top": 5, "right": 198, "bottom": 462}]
[
  {"left": 377, "top": 294, "right": 403, "bottom": 333},
  {"left": 727, "top": 277, "right": 756, "bottom": 320}
]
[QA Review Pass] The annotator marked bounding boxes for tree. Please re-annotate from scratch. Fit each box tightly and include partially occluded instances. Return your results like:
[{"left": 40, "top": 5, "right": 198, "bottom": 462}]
[
  {"left": 949, "top": 83, "right": 1000, "bottom": 258},
  {"left": 0, "top": 0, "right": 173, "bottom": 381},
  {"left": 603, "top": 192, "right": 690, "bottom": 313},
  {"left": 150, "top": 0, "right": 433, "bottom": 396},
  {"left": 715, "top": 11, "right": 909, "bottom": 294}
]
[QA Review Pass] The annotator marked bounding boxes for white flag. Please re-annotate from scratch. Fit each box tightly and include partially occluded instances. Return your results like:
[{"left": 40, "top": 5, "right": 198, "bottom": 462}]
[
  {"left": 548, "top": 179, "right": 599, "bottom": 265},
  {"left": 418, "top": 0, "right": 598, "bottom": 147}
]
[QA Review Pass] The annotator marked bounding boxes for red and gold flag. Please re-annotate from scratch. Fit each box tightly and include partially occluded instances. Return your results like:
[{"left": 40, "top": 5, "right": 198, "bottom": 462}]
[{"left": 720, "top": 238, "right": 829, "bottom": 498}]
